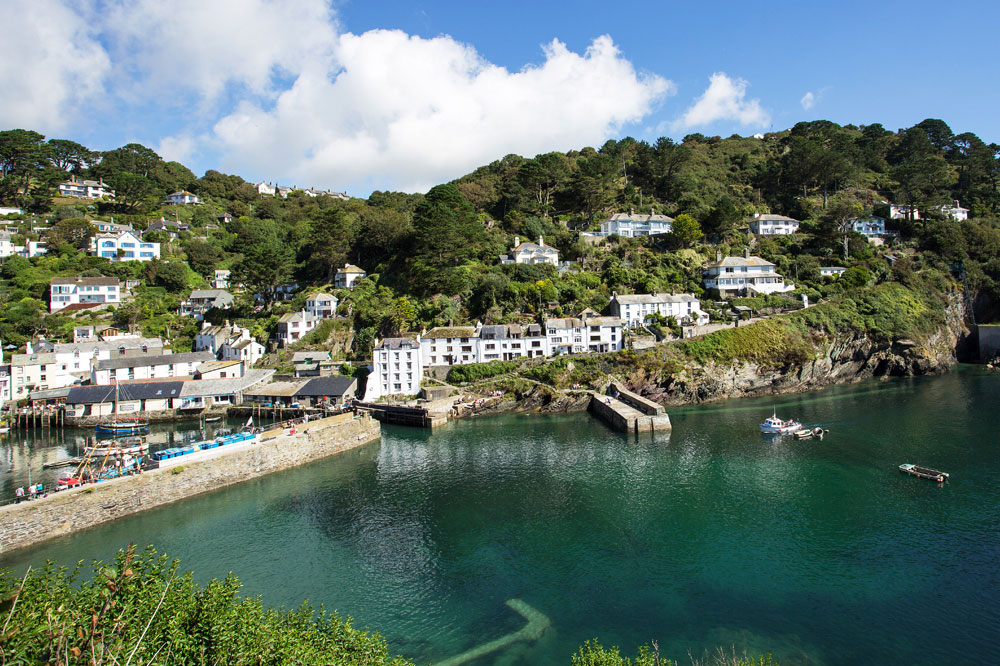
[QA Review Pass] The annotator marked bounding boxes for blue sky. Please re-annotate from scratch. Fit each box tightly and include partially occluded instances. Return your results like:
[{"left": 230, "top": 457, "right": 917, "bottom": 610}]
[{"left": 4, "top": 0, "right": 998, "bottom": 196}]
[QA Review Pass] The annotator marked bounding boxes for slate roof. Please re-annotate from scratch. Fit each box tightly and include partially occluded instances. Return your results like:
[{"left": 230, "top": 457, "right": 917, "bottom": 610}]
[
  {"left": 749, "top": 214, "right": 799, "bottom": 222},
  {"left": 375, "top": 337, "right": 420, "bottom": 350},
  {"left": 95, "top": 351, "right": 214, "bottom": 371},
  {"left": 51, "top": 338, "right": 164, "bottom": 355},
  {"left": 613, "top": 293, "right": 699, "bottom": 305},
  {"left": 294, "top": 376, "right": 357, "bottom": 397},
  {"left": 51, "top": 276, "right": 119, "bottom": 287},
  {"left": 292, "top": 351, "right": 331, "bottom": 363},
  {"left": 423, "top": 326, "right": 477, "bottom": 339},
  {"left": 336, "top": 264, "right": 365, "bottom": 274},
  {"left": 703, "top": 255, "right": 775, "bottom": 269},
  {"left": 179, "top": 369, "right": 274, "bottom": 397},
  {"left": 67, "top": 381, "right": 185, "bottom": 404}
]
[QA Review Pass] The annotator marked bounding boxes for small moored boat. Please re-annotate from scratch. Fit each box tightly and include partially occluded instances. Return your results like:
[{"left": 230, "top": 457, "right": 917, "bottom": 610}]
[
  {"left": 794, "top": 427, "right": 826, "bottom": 440},
  {"left": 899, "top": 464, "right": 949, "bottom": 482},
  {"left": 760, "top": 412, "right": 803, "bottom": 435}
]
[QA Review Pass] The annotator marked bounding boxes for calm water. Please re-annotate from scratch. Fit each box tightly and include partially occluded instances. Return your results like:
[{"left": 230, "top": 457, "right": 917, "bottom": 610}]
[{"left": 2, "top": 368, "right": 999, "bottom": 666}]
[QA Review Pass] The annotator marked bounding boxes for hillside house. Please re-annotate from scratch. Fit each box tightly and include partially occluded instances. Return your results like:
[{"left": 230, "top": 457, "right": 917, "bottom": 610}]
[
  {"left": 164, "top": 191, "right": 203, "bottom": 205},
  {"left": 748, "top": 214, "right": 800, "bottom": 235},
  {"left": 500, "top": 236, "right": 559, "bottom": 266},
  {"left": 334, "top": 264, "right": 366, "bottom": 289},
  {"left": 90, "top": 230, "right": 160, "bottom": 262},
  {"left": 179, "top": 289, "right": 234, "bottom": 320},
  {"left": 820, "top": 266, "right": 847, "bottom": 278},
  {"left": 276, "top": 310, "right": 318, "bottom": 346},
  {"left": 703, "top": 249, "right": 795, "bottom": 297},
  {"left": 596, "top": 211, "right": 673, "bottom": 237},
  {"left": 609, "top": 292, "right": 708, "bottom": 327},
  {"left": 305, "top": 292, "right": 338, "bottom": 319},
  {"left": 58, "top": 177, "right": 115, "bottom": 199},
  {"left": 92, "top": 351, "right": 214, "bottom": 384},
  {"left": 148, "top": 218, "right": 191, "bottom": 238},
  {"left": 49, "top": 276, "right": 121, "bottom": 313}
]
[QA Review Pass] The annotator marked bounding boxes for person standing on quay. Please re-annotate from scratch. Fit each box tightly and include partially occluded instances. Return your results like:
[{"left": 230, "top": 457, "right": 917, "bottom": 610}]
[{"left": 14, "top": 486, "right": 24, "bottom": 503}]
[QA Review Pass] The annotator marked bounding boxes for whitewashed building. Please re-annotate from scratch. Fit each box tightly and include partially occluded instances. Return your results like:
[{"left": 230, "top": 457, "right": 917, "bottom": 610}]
[
  {"left": 501, "top": 236, "right": 559, "bottom": 266},
  {"left": 276, "top": 310, "right": 318, "bottom": 346},
  {"left": 195, "top": 322, "right": 264, "bottom": 366},
  {"left": 576, "top": 313, "right": 624, "bottom": 353},
  {"left": 421, "top": 326, "right": 481, "bottom": 367},
  {"left": 211, "top": 270, "right": 231, "bottom": 289},
  {"left": 849, "top": 217, "right": 888, "bottom": 237},
  {"left": 596, "top": 211, "right": 673, "bottom": 237},
  {"left": 58, "top": 177, "right": 115, "bottom": 199},
  {"left": 887, "top": 203, "right": 919, "bottom": 220},
  {"left": 748, "top": 214, "right": 800, "bottom": 235},
  {"left": 0, "top": 231, "right": 16, "bottom": 258},
  {"left": 609, "top": 292, "right": 708, "bottom": 327},
  {"left": 49, "top": 276, "right": 121, "bottom": 313},
  {"left": 477, "top": 324, "right": 548, "bottom": 362},
  {"left": 92, "top": 351, "right": 214, "bottom": 384},
  {"left": 366, "top": 337, "right": 423, "bottom": 401},
  {"left": 164, "top": 191, "right": 203, "bottom": 205},
  {"left": 939, "top": 201, "right": 969, "bottom": 221},
  {"left": 306, "top": 292, "right": 338, "bottom": 319},
  {"left": 703, "top": 250, "right": 795, "bottom": 297},
  {"left": 820, "top": 266, "right": 847, "bottom": 278},
  {"left": 179, "top": 289, "right": 235, "bottom": 320},
  {"left": 91, "top": 231, "right": 160, "bottom": 262},
  {"left": 334, "top": 264, "right": 366, "bottom": 289}
]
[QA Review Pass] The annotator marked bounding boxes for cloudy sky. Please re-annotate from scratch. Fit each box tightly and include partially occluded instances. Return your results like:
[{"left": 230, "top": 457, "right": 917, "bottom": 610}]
[{"left": 4, "top": 0, "right": 997, "bottom": 196}]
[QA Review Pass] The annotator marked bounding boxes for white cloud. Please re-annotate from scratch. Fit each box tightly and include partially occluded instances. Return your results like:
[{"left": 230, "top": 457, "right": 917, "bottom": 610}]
[
  {"left": 0, "top": 0, "right": 109, "bottom": 131},
  {"left": 103, "top": 0, "right": 338, "bottom": 107},
  {"left": 801, "top": 91, "right": 815, "bottom": 110},
  {"left": 674, "top": 73, "right": 770, "bottom": 130},
  {"left": 156, "top": 134, "right": 198, "bottom": 165},
  {"left": 208, "top": 32, "right": 673, "bottom": 193}
]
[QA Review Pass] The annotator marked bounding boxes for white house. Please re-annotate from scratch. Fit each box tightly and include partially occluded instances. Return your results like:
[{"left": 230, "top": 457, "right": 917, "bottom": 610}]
[
  {"left": 211, "top": 270, "right": 231, "bottom": 289},
  {"left": 0, "top": 206, "right": 22, "bottom": 216},
  {"left": 164, "top": 191, "right": 203, "bottom": 205},
  {"left": 49, "top": 276, "right": 121, "bottom": 313},
  {"left": 256, "top": 182, "right": 276, "bottom": 197},
  {"left": 703, "top": 250, "right": 795, "bottom": 297},
  {"left": 58, "top": 177, "right": 115, "bottom": 199},
  {"left": 849, "top": 217, "right": 888, "bottom": 237},
  {"left": 179, "top": 289, "right": 234, "bottom": 320},
  {"left": 0, "top": 231, "right": 15, "bottom": 258},
  {"left": 820, "top": 266, "right": 847, "bottom": 278},
  {"left": 544, "top": 317, "right": 589, "bottom": 355},
  {"left": 305, "top": 292, "right": 338, "bottom": 319},
  {"left": 93, "top": 221, "right": 133, "bottom": 233},
  {"left": 596, "top": 211, "right": 673, "bottom": 237},
  {"left": 334, "top": 264, "right": 366, "bottom": 289},
  {"left": 366, "top": 337, "right": 423, "bottom": 401},
  {"left": 276, "top": 310, "right": 318, "bottom": 346},
  {"left": 476, "top": 324, "right": 548, "bottom": 362},
  {"left": 748, "top": 214, "right": 800, "bottom": 235},
  {"left": 887, "top": 203, "right": 919, "bottom": 220},
  {"left": 501, "top": 236, "right": 559, "bottom": 266},
  {"left": 939, "top": 200, "right": 969, "bottom": 221},
  {"left": 576, "top": 312, "right": 624, "bottom": 353},
  {"left": 609, "top": 292, "right": 708, "bottom": 327},
  {"left": 302, "top": 187, "right": 349, "bottom": 200},
  {"left": 16, "top": 241, "right": 47, "bottom": 258},
  {"left": 91, "top": 231, "right": 160, "bottom": 262},
  {"left": 420, "top": 326, "right": 481, "bottom": 367},
  {"left": 92, "top": 351, "right": 215, "bottom": 384},
  {"left": 195, "top": 322, "right": 264, "bottom": 366}
]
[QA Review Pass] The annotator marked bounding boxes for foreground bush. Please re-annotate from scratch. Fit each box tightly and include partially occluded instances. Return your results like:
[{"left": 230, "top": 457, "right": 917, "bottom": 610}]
[{"left": 0, "top": 545, "right": 412, "bottom": 666}]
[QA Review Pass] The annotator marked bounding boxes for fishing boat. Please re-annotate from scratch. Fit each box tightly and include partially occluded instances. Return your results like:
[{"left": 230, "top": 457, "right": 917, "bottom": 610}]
[
  {"left": 204, "top": 416, "right": 223, "bottom": 423},
  {"left": 759, "top": 411, "right": 803, "bottom": 434},
  {"left": 94, "top": 379, "right": 149, "bottom": 437},
  {"left": 899, "top": 464, "right": 949, "bottom": 482},
  {"left": 85, "top": 439, "right": 148, "bottom": 456}
]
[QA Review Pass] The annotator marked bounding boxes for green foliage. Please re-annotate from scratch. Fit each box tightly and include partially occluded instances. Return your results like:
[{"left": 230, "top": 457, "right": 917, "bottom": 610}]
[
  {"left": 446, "top": 361, "right": 519, "bottom": 384},
  {"left": 168, "top": 465, "right": 185, "bottom": 475},
  {"left": 0, "top": 545, "right": 411, "bottom": 666}
]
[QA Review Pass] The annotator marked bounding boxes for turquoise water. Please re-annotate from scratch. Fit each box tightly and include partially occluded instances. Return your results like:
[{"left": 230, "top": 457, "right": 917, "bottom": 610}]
[{"left": 3, "top": 368, "right": 999, "bottom": 665}]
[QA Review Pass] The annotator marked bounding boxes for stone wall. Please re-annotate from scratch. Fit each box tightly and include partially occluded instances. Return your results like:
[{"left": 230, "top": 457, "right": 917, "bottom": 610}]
[
  {"left": 588, "top": 395, "right": 672, "bottom": 433},
  {"left": 978, "top": 324, "right": 1000, "bottom": 360},
  {"left": 0, "top": 414, "right": 381, "bottom": 554}
]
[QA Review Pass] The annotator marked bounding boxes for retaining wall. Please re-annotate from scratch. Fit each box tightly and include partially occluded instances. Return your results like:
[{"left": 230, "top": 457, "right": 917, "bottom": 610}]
[
  {"left": 0, "top": 414, "right": 381, "bottom": 554},
  {"left": 588, "top": 395, "right": 672, "bottom": 433}
]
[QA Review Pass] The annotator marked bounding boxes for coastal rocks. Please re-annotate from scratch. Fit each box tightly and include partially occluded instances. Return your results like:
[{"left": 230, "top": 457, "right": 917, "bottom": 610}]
[{"left": 645, "top": 307, "right": 967, "bottom": 406}]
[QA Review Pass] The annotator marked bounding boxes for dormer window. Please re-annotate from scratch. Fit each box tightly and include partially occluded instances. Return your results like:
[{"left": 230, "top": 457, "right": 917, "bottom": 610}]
[
  {"left": 142, "top": 345, "right": 148, "bottom": 354},
  {"left": 118, "top": 346, "right": 126, "bottom": 356}
]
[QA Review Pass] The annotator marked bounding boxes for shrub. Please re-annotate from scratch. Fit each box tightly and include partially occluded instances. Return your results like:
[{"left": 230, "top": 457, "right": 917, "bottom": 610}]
[{"left": 446, "top": 360, "right": 519, "bottom": 384}]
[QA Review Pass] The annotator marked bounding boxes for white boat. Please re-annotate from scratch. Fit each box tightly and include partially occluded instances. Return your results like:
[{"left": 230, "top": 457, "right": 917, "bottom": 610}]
[
  {"left": 85, "top": 440, "right": 148, "bottom": 456},
  {"left": 760, "top": 412, "right": 803, "bottom": 434}
]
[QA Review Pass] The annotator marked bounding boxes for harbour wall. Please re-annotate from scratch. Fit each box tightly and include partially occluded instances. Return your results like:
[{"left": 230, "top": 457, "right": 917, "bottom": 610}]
[{"left": 0, "top": 413, "right": 381, "bottom": 555}]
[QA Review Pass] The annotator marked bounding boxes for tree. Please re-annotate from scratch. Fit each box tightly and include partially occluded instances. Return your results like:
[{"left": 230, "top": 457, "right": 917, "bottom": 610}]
[
  {"left": 146, "top": 261, "right": 191, "bottom": 293},
  {"left": 410, "top": 184, "right": 486, "bottom": 294},
  {"left": 45, "top": 217, "right": 94, "bottom": 250},
  {"left": 668, "top": 213, "right": 703, "bottom": 248},
  {"left": 702, "top": 196, "right": 741, "bottom": 235},
  {"left": 184, "top": 239, "right": 222, "bottom": 277},
  {"left": 0, "top": 129, "right": 46, "bottom": 207},
  {"left": 231, "top": 220, "right": 295, "bottom": 306},
  {"left": 306, "top": 207, "right": 359, "bottom": 281},
  {"left": 45, "top": 138, "right": 97, "bottom": 171},
  {"left": 820, "top": 190, "right": 866, "bottom": 261}
]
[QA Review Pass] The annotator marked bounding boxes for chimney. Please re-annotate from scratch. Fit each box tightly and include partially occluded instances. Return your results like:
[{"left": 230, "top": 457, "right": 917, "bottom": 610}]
[
  {"left": 716, "top": 250, "right": 722, "bottom": 262},
  {"left": 629, "top": 208, "right": 634, "bottom": 216},
  {"left": 744, "top": 247, "right": 750, "bottom": 259},
  {"left": 538, "top": 235, "right": 544, "bottom": 246},
  {"left": 514, "top": 236, "right": 520, "bottom": 248}
]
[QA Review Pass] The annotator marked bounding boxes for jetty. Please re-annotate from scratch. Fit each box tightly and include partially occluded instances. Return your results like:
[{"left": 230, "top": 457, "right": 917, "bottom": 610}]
[
  {"left": 354, "top": 402, "right": 449, "bottom": 428},
  {"left": 588, "top": 382, "right": 671, "bottom": 433}
]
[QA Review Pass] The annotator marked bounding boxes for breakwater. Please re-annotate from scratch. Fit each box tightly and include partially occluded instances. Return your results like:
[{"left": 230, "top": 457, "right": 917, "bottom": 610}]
[{"left": 0, "top": 412, "right": 380, "bottom": 554}]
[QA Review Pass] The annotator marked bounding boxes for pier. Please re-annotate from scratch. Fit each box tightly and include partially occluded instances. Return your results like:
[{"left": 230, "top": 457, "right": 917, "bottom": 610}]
[
  {"left": 354, "top": 402, "right": 449, "bottom": 428},
  {"left": 588, "top": 382, "right": 671, "bottom": 433}
]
